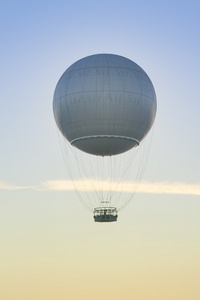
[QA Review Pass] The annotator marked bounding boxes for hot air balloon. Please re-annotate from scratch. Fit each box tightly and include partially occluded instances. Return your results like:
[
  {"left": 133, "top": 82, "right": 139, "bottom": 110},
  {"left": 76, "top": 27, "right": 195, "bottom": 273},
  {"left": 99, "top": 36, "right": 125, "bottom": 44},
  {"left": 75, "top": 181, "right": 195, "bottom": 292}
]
[{"left": 53, "top": 54, "right": 157, "bottom": 222}]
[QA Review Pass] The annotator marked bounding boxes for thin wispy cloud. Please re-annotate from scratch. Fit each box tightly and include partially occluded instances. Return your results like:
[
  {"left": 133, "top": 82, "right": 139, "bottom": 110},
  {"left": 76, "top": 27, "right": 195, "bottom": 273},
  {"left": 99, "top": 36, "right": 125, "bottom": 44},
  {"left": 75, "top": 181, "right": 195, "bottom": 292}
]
[
  {"left": 1, "top": 179, "right": 199, "bottom": 196},
  {"left": 42, "top": 179, "right": 200, "bottom": 196},
  {"left": 0, "top": 181, "right": 33, "bottom": 190},
  {"left": 137, "top": 181, "right": 200, "bottom": 196}
]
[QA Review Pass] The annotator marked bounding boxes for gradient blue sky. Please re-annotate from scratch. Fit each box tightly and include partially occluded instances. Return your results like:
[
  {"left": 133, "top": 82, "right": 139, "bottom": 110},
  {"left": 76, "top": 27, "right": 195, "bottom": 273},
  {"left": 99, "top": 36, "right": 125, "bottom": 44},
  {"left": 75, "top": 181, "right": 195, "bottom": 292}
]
[{"left": 0, "top": 1, "right": 200, "bottom": 299}]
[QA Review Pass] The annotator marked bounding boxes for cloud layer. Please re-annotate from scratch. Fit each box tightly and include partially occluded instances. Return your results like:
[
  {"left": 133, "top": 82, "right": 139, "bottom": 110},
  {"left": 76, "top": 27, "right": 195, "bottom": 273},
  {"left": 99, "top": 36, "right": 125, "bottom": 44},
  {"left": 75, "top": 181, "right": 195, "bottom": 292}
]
[
  {"left": 0, "top": 181, "right": 33, "bottom": 190},
  {"left": 1, "top": 179, "right": 200, "bottom": 196},
  {"left": 42, "top": 179, "right": 200, "bottom": 196}
]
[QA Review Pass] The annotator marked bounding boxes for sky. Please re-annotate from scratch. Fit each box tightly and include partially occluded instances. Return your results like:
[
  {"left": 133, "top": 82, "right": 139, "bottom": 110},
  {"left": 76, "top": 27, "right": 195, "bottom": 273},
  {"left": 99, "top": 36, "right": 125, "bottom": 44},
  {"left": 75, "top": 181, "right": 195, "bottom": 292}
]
[{"left": 0, "top": 0, "right": 200, "bottom": 299}]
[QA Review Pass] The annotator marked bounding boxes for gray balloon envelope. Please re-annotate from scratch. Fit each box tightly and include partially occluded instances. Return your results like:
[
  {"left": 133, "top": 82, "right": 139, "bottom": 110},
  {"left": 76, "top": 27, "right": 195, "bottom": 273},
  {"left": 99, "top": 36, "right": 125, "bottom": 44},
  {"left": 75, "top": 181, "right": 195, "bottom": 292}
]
[{"left": 53, "top": 53, "right": 157, "bottom": 156}]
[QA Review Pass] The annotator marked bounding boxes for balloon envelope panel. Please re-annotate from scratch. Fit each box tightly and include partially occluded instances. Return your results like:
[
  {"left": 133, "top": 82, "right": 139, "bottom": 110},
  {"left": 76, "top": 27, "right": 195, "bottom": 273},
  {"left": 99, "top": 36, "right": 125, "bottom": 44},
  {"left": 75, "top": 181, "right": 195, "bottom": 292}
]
[{"left": 53, "top": 54, "right": 157, "bottom": 156}]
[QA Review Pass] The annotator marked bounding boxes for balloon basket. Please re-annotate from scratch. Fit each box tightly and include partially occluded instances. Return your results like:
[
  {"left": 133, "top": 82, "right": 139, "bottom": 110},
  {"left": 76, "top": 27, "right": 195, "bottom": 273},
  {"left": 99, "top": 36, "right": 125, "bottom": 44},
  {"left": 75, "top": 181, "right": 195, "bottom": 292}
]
[{"left": 93, "top": 207, "right": 118, "bottom": 222}]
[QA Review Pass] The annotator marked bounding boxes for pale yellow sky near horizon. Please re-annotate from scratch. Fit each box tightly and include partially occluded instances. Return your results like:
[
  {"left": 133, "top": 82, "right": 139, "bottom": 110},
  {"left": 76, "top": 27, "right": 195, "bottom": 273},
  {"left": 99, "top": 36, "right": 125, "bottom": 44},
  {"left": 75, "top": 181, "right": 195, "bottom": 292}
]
[
  {"left": 1, "top": 190, "right": 200, "bottom": 300},
  {"left": 1, "top": 201, "right": 199, "bottom": 300}
]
